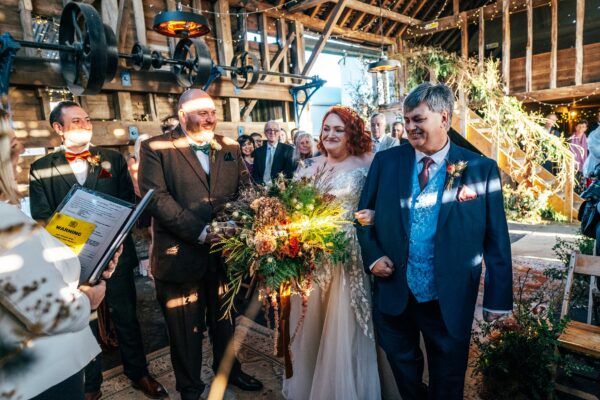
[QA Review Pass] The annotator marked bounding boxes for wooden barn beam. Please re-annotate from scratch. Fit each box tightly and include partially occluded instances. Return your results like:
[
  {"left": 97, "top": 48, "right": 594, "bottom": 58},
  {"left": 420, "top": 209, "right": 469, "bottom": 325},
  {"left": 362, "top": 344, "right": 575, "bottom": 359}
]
[
  {"left": 102, "top": 0, "right": 120, "bottom": 33},
  {"left": 214, "top": 0, "right": 240, "bottom": 122},
  {"left": 460, "top": 11, "right": 468, "bottom": 58},
  {"left": 575, "top": 0, "right": 584, "bottom": 86},
  {"left": 311, "top": 5, "right": 323, "bottom": 18},
  {"left": 403, "top": 0, "right": 548, "bottom": 39},
  {"left": 233, "top": 0, "right": 394, "bottom": 45},
  {"left": 166, "top": 0, "right": 177, "bottom": 55},
  {"left": 131, "top": 0, "right": 147, "bottom": 45},
  {"left": 302, "top": 0, "right": 348, "bottom": 76},
  {"left": 10, "top": 58, "right": 296, "bottom": 101},
  {"left": 525, "top": 0, "right": 532, "bottom": 92},
  {"left": 394, "top": 0, "right": 427, "bottom": 38},
  {"left": 258, "top": 13, "right": 271, "bottom": 70},
  {"left": 18, "top": 0, "right": 35, "bottom": 57},
  {"left": 502, "top": 0, "right": 510, "bottom": 91},
  {"left": 478, "top": 7, "right": 484, "bottom": 70},
  {"left": 292, "top": 21, "right": 306, "bottom": 78},
  {"left": 276, "top": 18, "right": 289, "bottom": 83},
  {"left": 515, "top": 82, "right": 600, "bottom": 103},
  {"left": 116, "top": 0, "right": 132, "bottom": 56},
  {"left": 549, "top": 0, "right": 557, "bottom": 88},
  {"left": 288, "top": 0, "right": 329, "bottom": 13},
  {"left": 453, "top": 0, "right": 459, "bottom": 14}
]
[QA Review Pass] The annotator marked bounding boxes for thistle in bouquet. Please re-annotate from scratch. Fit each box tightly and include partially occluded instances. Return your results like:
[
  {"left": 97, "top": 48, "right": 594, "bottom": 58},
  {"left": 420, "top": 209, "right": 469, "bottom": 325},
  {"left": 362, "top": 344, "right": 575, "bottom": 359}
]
[{"left": 211, "top": 173, "right": 351, "bottom": 335}]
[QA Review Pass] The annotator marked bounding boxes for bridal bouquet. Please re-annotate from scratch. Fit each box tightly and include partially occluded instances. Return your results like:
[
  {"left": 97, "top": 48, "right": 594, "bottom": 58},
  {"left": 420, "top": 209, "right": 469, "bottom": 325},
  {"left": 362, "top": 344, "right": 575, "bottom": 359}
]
[{"left": 212, "top": 175, "right": 350, "bottom": 345}]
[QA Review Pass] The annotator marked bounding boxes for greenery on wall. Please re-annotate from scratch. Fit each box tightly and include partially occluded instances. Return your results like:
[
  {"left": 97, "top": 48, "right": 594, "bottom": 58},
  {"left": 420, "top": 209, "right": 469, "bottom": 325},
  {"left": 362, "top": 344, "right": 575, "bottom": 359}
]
[{"left": 390, "top": 47, "right": 574, "bottom": 222}]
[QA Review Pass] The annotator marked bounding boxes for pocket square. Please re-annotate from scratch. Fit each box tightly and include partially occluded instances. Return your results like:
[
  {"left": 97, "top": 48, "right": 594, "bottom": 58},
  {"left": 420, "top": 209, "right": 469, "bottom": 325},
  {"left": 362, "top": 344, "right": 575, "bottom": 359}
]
[
  {"left": 457, "top": 184, "right": 477, "bottom": 202},
  {"left": 224, "top": 152, "right": 235, "bottom": 161},
  {"left": 98, "top": 168, "right": 113, "bottom": 179}
]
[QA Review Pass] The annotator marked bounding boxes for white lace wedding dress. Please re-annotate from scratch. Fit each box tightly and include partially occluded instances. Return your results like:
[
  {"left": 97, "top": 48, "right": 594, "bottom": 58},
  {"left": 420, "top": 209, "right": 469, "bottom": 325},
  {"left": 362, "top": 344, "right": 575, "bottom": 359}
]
[{"left": 282, "top": 168, "right": 381, "bottom": 400}]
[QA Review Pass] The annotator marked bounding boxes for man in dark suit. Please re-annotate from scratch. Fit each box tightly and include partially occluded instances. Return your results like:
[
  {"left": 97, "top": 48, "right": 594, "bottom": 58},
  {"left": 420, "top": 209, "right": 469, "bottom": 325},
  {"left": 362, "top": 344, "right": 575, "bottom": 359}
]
[
  {"left": 356, "top": 83, "right": 513, "bottom": 400},
  {"left": 139, "top": 89, "right": 263, "bottom": 400},
  {"left": 251, "top": 120, "right": 294, "bottom": 184},
  {"left": 29, "top": 101, "right": 167, "bottom": 400}
]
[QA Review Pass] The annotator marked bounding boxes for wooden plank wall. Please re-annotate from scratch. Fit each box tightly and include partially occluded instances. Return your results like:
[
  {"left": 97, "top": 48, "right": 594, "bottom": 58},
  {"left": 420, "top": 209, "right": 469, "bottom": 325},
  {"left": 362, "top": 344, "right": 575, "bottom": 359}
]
[{"left": 509, "top": 42, "right": 600, "bottom": 92}]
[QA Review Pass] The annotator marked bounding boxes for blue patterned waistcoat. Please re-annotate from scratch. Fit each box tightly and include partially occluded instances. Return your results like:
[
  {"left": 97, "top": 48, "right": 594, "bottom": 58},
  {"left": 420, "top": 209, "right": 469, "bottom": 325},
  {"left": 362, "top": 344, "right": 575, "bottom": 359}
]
[{"left": 407, "top": 161, "right": 447, "bottom": 302}]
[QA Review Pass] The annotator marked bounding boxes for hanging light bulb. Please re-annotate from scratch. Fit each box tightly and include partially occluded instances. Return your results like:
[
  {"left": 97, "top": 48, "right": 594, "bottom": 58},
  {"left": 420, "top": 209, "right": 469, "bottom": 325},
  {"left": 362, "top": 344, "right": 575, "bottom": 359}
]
[
  {"left": 153, "top": 1, "right": 210, "bottom": 38},
  {"left": 368, "top": 0, "right": 399, "bottom": 73}
]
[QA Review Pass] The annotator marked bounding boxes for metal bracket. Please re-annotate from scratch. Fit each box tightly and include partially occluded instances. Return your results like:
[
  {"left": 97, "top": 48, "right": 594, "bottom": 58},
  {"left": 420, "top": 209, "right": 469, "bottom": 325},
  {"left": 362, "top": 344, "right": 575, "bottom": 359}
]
[
  {"left": 202, "top": 65, "right": 224, "bottom": 91},
  {"left": 289, "top": 77, "right": 326, "bottom": 125},
  {"left": 0, "top": 33, "right": 21, "bottom": 112}
]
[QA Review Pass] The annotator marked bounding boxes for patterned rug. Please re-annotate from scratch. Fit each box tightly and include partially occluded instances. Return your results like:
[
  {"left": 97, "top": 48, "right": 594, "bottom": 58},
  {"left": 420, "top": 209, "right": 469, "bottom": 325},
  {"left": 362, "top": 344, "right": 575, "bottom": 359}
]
[{"left": 101, "top": 316, "right": 285, "bottom": 399}]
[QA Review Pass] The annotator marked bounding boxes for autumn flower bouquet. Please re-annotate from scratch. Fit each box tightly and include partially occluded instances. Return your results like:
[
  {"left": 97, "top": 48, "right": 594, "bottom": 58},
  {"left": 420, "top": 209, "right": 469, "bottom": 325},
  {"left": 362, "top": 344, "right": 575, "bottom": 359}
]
[{"left": 212, "top": 174, "right": 350, "bottom": 347}]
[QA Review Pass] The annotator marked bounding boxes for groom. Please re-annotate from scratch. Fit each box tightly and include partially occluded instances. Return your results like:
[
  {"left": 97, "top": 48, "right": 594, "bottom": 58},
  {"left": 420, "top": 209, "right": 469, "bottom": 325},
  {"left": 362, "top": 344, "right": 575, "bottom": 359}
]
[{"left": 356, "top": 83, "right": 513, "bottom": 399}]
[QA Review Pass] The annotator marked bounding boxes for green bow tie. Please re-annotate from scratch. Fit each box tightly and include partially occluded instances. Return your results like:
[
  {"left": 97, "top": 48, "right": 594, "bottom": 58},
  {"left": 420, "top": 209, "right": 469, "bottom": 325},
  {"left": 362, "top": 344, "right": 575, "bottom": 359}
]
[{"left": 190, "top": 143, "right": 211, "bottom": 155}]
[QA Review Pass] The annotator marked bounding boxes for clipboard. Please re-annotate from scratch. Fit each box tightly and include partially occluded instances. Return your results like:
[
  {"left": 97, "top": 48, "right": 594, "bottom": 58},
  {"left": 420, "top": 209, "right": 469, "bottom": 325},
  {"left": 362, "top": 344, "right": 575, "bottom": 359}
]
[{"left": 45, "top": 185, "right": 154, "bottom": 285}]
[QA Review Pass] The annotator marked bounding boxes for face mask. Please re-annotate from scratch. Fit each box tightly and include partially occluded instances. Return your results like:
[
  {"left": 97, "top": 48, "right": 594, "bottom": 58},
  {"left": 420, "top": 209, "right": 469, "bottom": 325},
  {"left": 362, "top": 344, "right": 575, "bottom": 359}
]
[{"left": 63, "top": 129, "right": 93, "bottom": 148}]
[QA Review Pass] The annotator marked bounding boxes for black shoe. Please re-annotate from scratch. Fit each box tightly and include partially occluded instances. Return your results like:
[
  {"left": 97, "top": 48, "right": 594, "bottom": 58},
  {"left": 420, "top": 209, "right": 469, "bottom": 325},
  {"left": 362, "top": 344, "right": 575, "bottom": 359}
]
[{"left": 229, "top": 371, "right": 263, "bottom": 391}]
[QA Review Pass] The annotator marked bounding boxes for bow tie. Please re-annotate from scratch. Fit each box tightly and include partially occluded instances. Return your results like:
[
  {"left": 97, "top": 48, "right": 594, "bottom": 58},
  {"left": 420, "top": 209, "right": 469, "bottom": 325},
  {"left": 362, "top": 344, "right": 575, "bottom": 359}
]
[
  {"left": 65, "top": 150, "right": 92, "bottom": 162},
  {"left": 190, "top": 143, "right": 211, "bottom": 155}
]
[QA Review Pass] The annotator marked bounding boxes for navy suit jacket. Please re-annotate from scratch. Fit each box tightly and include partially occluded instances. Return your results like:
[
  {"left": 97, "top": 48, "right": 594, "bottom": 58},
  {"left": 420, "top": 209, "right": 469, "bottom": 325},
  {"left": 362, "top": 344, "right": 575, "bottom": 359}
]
[
  {"left": 251, "top": 142, "right": 295, "bottom": 184},
  {"left": 356, "top": 142, "right": 513, "bottom": 339}
]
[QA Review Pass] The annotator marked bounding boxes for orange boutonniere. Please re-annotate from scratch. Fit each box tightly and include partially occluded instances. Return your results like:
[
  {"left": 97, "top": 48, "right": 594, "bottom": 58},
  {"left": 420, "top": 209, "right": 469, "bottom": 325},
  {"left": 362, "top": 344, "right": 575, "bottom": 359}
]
[
  {"left": 445, "top": 160, "right": 467, "bottom": 190},
  {"left": 209, "top": 139, "right": 222, "bottom": 163},
  {"left": 87, "top": 154, "right": 101, "bottom": 172}
]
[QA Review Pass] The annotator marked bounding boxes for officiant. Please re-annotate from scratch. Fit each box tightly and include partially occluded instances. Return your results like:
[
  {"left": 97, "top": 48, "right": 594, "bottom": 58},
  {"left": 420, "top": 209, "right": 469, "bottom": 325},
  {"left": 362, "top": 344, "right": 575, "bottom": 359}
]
[{"left": 28, "top": 101, "right": 167, "bottom": 400}]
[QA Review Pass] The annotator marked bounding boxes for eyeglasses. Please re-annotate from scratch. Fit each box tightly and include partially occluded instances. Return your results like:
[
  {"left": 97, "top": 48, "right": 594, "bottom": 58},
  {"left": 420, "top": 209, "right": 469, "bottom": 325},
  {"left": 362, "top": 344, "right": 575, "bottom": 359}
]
[{"left": 264, "top": 129, "right": 280, "bottom": 134}]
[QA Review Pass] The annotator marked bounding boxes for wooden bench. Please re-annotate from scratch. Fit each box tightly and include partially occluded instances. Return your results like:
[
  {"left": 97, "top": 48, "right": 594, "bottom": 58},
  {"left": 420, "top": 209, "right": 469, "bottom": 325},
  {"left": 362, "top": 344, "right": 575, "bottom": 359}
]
[{"left": 556, "top": 251, "right": 600, "bottom": 399}]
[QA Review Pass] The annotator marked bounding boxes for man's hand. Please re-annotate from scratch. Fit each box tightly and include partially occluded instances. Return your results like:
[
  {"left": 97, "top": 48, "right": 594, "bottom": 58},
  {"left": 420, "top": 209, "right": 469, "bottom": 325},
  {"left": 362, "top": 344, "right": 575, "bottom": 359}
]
[
  {"left": 483, "top": 310, "right": 510, "bottom": 323},
  {"left": 206, "top": 222, "right": 240, "bottom": 244},
  {"left": 371, "top": 256, "right": 395, "bottom": 278},
  {"left": 79, "top": 281, "right": 107, "bottom": 310},
  {"left": 355, "top": 209, "right": 375, "bottom": 226},
  {"left": 102, "top": 244, "right": 123, "bottom": 280}
]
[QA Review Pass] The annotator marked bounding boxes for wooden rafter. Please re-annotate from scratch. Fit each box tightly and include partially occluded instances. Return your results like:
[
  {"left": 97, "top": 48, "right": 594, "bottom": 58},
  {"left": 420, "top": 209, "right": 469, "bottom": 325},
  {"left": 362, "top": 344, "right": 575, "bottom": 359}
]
[
  {"left": 338, "top": 8, "right": 354, "bottom": 27},
  {"left": 311, "top": 4, "right": 323, "bottom": 18},
  {"left": 131, "top": 0, "right": 147, "bottom": 45},
  {"left": 18, "top": 0, "right": 34, "bottom": 57},
  {"left": 549, "top": 0, "right": 557, "bottom": 88},
  {"left": 404, "top": 0, "right": 549, "bottom": 39},
  {"left": 233, "top": 0, "right": 394, "bottom": 45},
  {"left": 394, "top": 0, "right": 428, "bottom": 38},
  {"left": 575, "top": 0, "right": 584, "bottom": 85},
  {"left": 302, "top": 0, "right": 348, "bottom": 75},
  {"left": 349, "top": 0, "right": 377, "bottom": 31},
  {"left": 288, "top": 0, "right": 329, "bottom": 13}
]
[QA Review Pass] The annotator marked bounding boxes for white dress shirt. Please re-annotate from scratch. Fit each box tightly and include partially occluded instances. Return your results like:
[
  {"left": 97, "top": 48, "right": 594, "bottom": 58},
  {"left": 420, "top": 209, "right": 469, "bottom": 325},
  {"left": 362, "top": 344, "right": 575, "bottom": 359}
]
[{"left": 64, "top": 145, "right": 91, "bottom": 185}]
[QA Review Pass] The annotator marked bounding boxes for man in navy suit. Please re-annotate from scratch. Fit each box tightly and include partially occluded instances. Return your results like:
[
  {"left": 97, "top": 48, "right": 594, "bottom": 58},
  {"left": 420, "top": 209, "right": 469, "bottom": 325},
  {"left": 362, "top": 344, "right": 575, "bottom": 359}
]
[{"left": 356, "top": 83, "right": 513, "bottom": 399}]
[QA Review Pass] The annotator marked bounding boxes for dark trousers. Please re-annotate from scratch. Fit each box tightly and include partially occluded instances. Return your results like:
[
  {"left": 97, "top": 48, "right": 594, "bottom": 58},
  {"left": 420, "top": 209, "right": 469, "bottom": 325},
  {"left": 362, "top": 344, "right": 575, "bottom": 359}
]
[
  {"left": 85, "top": 265, "right": 148, "bottom": 392},
  {"left": 155, "top": 269, "right": 242, "bottom": 400},
  {"left": 32, "top": 368, "right": 85, "bottom": 400},
  {"left": 373, "top": 295, "right": 471, "bottom": 400}
]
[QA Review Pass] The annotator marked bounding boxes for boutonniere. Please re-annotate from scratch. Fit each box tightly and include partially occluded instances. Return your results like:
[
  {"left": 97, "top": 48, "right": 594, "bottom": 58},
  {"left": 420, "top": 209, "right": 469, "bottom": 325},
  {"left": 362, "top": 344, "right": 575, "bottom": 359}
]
[
  {"left": 445, "top": 160, "right": 467, "bottom": 190},
  {"left": 87, "top": 154, "right": 101, "bottom": 172},
  {"left": 98, "top": 160, "right": 113, "bottom": 179},
  {"left": 209, "top": 139, "right": 222, "bottom": 163}
]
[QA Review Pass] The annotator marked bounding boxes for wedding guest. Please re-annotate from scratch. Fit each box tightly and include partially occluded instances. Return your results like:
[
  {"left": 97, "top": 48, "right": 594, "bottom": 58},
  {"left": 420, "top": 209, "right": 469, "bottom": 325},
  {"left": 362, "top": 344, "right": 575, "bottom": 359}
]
[
  {"left": 238, "top": 134, "right": 256, "bottom": 177},
  {"left": 391, "top": 120, "right": 404, "bottom": 139},
  {"left": 588, "top": 110, "right": 600, "bottom": 135},
  {"left": 292, "top": 131, "right": 315, "bottom": 166},
  {"left": 139, "top": 89, "right": 262, "bottom": 400},
  {"left": 544, "top": 113, "right": 561, "bottom": 137},
  {"left": 252, "top": 121, "right": 295, "bottom": 184},
  {"left": 290, "top": 127, "right": 300, "bottom": 143},
  {"left": 0, "top": 110, "right": 119, "bottom": 400},
  {"left": 357, "top": 83, "right": 513, "bottom": 400},
  {"left": 371, "top": 113, "right": 399, "bottom": 152},
  {"left": 251, "top": 132, "right": 264, "bottom": 148},
  {"left": 28, "top": 101, "right": 166, "bottom": 400},
  {"left": 569, "top": 120, "right": 589, "bottom": 193}
]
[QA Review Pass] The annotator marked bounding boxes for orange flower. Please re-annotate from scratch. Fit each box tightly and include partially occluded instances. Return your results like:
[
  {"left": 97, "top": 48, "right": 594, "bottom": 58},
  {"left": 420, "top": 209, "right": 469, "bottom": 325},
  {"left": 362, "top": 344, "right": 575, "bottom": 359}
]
[
  {"left": 255, "top": 232, "right": 277, "bottom": 255},
  {"left": 282, "top": 236, "right": 301, "bottom": 258}
]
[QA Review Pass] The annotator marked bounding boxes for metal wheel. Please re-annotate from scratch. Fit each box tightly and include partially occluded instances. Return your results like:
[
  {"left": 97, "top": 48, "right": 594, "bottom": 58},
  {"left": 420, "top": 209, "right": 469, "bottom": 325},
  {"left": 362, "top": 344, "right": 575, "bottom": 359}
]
[
  {"left": 130, "top": 43, "right": 152, "bottom": 71},
  {"left": 103, "top": 24, "right": 118, "bottom": 83},
  {"left": 230, "top": 51, "right": 259, "bottom": 90},
  {"left": 172, "top": 38, "right": 212, "bottom": 88},
  {"left": 59, "top": 2, "right": 107, "bottom": 95}
]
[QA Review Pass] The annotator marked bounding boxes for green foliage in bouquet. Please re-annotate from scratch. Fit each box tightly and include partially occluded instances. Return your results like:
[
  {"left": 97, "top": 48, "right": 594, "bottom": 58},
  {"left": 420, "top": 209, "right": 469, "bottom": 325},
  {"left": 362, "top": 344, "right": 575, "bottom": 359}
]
[{"left": 212, "top": 175, "right": 351, "bottom": 318}]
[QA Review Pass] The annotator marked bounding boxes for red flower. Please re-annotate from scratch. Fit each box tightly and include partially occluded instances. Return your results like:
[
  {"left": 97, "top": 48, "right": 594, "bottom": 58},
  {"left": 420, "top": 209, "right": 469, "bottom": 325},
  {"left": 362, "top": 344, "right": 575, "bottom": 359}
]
[
  {"left": 98, "top": 168, "right": 113, "bottom": 179},
  {"left": 283, "top": 236, "right": 301, "bottom": 258},
  {"left": 446, "top": 164, "right": 456, "bottom": 174}
]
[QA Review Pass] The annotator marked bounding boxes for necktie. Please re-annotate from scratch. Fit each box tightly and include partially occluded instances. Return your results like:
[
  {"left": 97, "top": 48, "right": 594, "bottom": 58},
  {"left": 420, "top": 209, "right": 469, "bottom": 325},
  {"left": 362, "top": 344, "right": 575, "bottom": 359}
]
[
  {"left": 65, "top": 150, "right": 92, "bottom": 162},
  {"left": 263, "top": 146, "right": 274, "bottom": 183},
  {"left": 418, "top": 156, "right": 434, "bottom": 191},
  {"left": 190, "top": 143, "right": 211, "bottom": 155}
]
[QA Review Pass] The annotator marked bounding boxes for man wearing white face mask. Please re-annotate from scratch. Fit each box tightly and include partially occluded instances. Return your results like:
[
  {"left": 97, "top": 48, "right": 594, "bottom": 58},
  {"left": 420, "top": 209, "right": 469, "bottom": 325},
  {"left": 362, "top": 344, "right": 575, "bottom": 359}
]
[{"left": 29, "top": 101, "right": 167, "bottom": 400}]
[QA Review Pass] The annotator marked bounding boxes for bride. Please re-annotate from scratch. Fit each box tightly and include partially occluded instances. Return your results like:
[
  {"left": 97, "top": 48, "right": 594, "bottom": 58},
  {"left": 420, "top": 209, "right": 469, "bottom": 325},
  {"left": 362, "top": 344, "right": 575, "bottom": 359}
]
[{"left": 282, "top": 106, "right": 381, "bottom": 400}]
